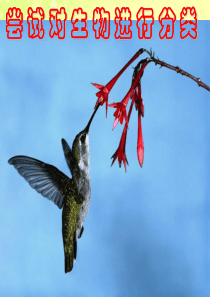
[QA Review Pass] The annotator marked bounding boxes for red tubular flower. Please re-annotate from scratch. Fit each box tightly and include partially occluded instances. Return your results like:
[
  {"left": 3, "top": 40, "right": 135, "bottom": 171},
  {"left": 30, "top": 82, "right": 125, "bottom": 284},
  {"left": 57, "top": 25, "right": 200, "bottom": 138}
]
[
  {"left": 140, "top": 96, "right": 144, "bottom": 117},
  {"left": 108, "top": 102, "right": 128, "bottom": 130},
  {"left": 134, "top": 79, "right": 144, "bottom": 167},
  {"left": 111, "top": 96, "right": 135, "bottom": 171},
  {"left": 137, "top": 108, "right": 144, "bottom": 167},
  {"left": 109, "top": 60, "right": 147, "bottom": 129},
  {"left": 92, "top": 49, "right": 144, "bottom": 117},
  {"left": 111, "top": 123, "right": 129, "bottom": 171},
  {"left": 134, "top": 82, "right": 144, "bottom": 117},
  {"left": 91, "top": 83, "right": 109, "bottom": 117},
  {"left": 112, "top": 61, "right": 147, "bottom": 170}
]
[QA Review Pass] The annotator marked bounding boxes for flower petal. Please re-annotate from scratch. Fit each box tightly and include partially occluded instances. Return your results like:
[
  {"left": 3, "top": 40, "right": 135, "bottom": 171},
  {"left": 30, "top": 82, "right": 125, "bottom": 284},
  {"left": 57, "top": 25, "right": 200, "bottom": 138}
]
[
  {"left": 109, "top": 102, "right": 128, "bottom": 129},
  {"left": 122, "top": 155, "right": 129, "bottom": 172},
  {"left": 91, "top": 82, "right": 104, "bottom": 90},
  {"left": 111, "top": 151, "right": 118, "bottom": 166},
  {"left": 105, "top": 99, "right": 108, "bottom": 118},
  {"left": 94, "top": 95, "right": 104, "bottom": 109},
  {"left": 112, "top": 118, "right": 119, "bottom": 130},
  {"left": 108, "top": 103, "right": 118, "bottom": 108},
  {"left": 137, "top": 112, "right": 144, "bottom": 167},
  {"left": 140, "top": 99, "right": 144, "bottom": 117}
]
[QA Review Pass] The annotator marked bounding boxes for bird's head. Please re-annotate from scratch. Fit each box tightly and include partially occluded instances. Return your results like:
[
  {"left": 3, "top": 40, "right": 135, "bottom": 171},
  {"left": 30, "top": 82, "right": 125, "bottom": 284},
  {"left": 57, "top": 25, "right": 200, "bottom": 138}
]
[{"left": 72, "top": 106, "right": 98, "bottom": 171}]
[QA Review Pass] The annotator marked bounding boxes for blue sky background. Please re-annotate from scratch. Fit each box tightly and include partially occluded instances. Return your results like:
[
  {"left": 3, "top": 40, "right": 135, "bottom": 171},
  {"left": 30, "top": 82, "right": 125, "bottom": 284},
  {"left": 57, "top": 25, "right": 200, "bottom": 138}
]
[{"left": 1, "top": 21, "right": 210, "bottom": 296}]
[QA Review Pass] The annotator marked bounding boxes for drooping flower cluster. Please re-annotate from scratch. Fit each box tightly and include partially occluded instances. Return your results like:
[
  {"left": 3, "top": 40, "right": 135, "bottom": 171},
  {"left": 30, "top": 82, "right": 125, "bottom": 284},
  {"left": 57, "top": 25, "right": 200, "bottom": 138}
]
[
  {"left": 110, "top": 62, "right": 147, "bottom": 171},
  {"left": 92, "top": 48, "right": 148, "bottom": 171},
  {"left": 92, "top": 47, "right": 210, "bottom": 171}
]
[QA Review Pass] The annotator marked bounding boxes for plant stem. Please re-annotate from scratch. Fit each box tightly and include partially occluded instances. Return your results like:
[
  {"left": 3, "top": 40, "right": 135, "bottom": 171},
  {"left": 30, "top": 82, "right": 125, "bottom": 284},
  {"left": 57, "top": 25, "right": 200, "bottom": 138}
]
[{"left": 142, "top": 49, "right": 210, "bottom": 92}]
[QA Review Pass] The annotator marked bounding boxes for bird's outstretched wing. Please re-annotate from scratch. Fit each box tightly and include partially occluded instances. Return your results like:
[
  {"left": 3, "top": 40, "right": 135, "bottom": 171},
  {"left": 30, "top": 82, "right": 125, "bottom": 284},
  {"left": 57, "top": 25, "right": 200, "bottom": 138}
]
[{"left": 8, "top": 155, "right": 70, "bottom": 209}]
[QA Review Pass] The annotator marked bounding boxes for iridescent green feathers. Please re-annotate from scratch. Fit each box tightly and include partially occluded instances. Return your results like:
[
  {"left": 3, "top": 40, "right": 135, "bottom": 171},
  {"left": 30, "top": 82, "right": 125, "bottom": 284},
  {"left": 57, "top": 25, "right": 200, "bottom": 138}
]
[
  {"left": 61, "top": 179, "right": 82, "bottom": 273},
  {"left": 8, "top": 138, "right": 84, "bottom": 273}
]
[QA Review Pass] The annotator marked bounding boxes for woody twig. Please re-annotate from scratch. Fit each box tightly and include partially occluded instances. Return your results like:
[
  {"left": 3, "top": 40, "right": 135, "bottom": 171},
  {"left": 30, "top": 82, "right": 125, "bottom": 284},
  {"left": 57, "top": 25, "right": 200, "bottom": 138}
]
[{"left": 143, "top": 48, "right": 210, "bottom": 92}]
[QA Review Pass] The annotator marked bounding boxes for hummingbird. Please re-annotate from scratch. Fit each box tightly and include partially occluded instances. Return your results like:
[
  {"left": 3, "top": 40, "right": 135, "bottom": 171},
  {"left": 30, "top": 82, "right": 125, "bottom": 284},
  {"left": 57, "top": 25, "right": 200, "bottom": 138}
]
[{"left": 8, "top": 106, "right": 98, "bottom": 273}]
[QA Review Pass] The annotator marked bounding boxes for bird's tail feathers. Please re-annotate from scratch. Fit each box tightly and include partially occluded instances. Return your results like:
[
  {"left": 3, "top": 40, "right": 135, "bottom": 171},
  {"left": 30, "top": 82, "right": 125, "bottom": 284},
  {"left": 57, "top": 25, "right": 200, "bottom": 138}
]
[
  {"left": 65, "top": 253, "right": 74, "bottom": 274},
  {"left": 64, "top": 232, "right": 77, "bottom": 274}
]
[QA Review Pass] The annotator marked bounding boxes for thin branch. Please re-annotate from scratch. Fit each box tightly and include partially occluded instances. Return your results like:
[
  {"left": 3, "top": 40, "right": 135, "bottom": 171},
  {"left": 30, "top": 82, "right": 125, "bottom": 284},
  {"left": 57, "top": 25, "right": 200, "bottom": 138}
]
[{"left": 143, "top": 48, "right": 210, "bottom": 92}]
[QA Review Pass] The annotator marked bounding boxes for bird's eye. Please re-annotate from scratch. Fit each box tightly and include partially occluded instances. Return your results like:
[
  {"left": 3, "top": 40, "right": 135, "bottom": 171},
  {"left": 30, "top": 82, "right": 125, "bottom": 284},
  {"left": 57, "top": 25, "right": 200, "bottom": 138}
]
[{"left": 80, "top": 134, "right": 86, "bottom": 144}]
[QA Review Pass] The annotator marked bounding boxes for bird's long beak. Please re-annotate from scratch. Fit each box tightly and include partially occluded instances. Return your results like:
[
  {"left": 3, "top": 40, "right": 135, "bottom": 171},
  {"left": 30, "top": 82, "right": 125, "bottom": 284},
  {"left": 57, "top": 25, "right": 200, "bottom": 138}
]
[{"left": 84, "top": 104, "right": 99, "bottom": 133}]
